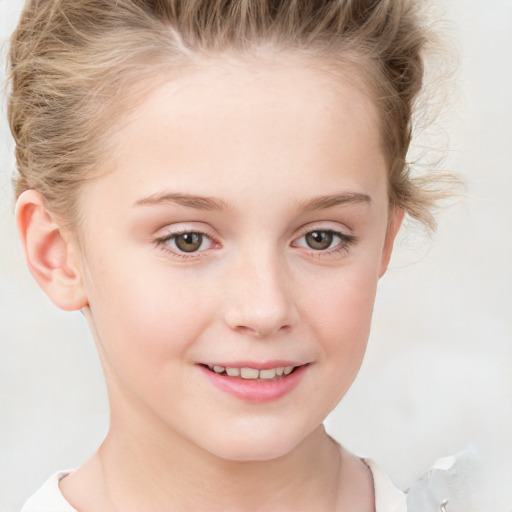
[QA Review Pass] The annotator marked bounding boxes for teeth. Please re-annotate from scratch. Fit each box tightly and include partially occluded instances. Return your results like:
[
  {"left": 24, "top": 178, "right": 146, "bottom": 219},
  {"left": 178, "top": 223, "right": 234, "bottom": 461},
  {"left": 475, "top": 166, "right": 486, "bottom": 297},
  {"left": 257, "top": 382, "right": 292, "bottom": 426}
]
[
  {"left": 259, "top": 368, "right": 277, "bottom": 380},
  {"left": 209, "top": 365, "right": 298, "bottom": 379},
  {"left": 240, "top": 367, "right": 260, "bottom": 379}
]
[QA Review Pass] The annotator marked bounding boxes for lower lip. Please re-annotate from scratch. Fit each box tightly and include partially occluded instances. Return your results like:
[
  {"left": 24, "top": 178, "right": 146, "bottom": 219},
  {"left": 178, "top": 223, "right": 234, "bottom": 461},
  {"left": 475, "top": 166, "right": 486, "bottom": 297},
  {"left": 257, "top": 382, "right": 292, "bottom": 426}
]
[{"left": 198, "top": 365, "right": 308, "bottom": 403}]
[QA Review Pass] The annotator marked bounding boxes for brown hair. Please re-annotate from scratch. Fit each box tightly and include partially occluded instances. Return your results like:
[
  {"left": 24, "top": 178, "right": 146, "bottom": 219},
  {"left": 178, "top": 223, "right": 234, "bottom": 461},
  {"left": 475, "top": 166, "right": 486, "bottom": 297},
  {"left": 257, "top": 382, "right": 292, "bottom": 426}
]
[{"left": 7, "top": 0, "right": 453, "bottom": 230}]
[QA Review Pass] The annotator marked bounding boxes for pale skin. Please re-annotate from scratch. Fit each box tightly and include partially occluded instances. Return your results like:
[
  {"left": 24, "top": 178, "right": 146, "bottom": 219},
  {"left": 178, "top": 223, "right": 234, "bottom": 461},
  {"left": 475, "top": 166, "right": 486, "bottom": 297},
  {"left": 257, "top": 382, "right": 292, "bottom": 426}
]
[{"left": 16, "top": 57, "right": 404, "bottom": 511}]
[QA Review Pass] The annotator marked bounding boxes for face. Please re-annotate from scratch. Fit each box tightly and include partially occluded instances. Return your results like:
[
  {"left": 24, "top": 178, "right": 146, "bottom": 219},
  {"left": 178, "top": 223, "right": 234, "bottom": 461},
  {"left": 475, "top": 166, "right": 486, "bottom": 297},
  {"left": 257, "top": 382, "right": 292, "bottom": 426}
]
[{"left": 75, "top": 58, "right": 400, "bottom": 462}]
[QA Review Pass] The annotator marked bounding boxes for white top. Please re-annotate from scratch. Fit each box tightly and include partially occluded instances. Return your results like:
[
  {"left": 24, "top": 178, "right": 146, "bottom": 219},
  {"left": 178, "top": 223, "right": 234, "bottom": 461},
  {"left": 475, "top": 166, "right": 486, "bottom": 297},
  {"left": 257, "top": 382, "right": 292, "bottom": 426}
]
[
  {"left": 363, "top": 459, "right": 408, "bottom": 512},
  {"left": 21, "top": 461, "right": 407, "bottom": 512},
  {"left": 21, "top": 471, "right": 75, "bottom": 512}
]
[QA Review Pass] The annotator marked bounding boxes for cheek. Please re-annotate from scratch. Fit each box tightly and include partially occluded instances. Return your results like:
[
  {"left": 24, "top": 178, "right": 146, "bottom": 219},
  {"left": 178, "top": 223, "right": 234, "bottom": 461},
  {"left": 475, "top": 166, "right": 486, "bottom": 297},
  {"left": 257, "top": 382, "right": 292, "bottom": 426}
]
[
  {"left": 304, "top": 262, "right": 378, "bottom": 336},
  {"left": 301, "top": 263, "right": 379, "bottom": 383},
  {"left": 83, "top": 255, "right": 216, "bottom": 378}
]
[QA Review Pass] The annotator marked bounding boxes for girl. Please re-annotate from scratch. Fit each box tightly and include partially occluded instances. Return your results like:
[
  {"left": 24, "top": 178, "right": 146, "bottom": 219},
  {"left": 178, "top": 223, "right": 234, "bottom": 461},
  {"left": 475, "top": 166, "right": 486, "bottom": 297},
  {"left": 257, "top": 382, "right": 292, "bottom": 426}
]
[{"left": 7, "top": 0, "right": 452, "bottom": 510}]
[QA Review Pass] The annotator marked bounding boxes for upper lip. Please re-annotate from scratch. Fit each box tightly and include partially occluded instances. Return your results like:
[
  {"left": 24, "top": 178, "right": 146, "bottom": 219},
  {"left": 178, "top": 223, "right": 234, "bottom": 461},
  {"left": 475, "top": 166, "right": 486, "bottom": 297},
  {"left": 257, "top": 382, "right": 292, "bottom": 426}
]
[{"left": 199, "top": 360, "right": 308, "bottom": 370}]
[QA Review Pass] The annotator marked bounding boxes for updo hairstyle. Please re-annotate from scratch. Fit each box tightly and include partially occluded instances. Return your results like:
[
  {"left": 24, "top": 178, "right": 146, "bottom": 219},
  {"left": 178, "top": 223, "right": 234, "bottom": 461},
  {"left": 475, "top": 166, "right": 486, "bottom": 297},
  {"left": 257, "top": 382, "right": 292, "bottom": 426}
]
[{"left": 7, "top": 0, "right": 450, "bottom": 230}]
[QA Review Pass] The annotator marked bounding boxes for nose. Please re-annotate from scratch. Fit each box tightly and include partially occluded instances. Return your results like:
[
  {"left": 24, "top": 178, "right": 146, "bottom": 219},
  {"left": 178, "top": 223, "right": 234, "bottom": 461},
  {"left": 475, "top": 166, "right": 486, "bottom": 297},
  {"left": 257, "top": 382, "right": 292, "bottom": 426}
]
[{"left": 223, "top": 251, "right": 299, "bottom": 338}]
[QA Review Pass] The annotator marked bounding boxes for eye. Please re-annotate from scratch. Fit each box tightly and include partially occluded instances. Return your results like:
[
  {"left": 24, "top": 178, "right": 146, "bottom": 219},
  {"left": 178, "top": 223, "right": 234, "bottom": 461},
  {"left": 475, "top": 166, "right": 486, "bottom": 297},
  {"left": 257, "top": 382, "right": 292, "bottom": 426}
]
[
  {"left": 293, "top": 229, "right": 355, "bottom": 252},
  {"left": 305, "top": 230, "right": 336, "bottom": 250},
  {"left": 173, "top": 232, "right": 207, "bottom": 252},
  {"left": 155, "top": 230, "right": 215, "bottom": 255}
]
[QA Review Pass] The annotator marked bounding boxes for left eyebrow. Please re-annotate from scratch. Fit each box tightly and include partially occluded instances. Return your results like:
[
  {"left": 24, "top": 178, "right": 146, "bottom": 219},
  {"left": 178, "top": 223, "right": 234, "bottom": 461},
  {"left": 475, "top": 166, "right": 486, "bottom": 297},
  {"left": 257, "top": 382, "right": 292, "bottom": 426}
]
[
  {"left": 134, "top": 192, "right": 228, "bottom": 211},
  {"left": 298, "top": 192, "right": 371, "bottom": 212}
]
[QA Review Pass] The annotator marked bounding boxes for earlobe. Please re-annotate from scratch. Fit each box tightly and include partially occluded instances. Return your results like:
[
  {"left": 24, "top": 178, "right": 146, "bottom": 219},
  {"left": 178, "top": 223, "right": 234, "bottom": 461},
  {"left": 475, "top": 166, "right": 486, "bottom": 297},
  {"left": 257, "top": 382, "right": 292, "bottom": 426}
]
[
  {"left": 379, "top": 206, "right": 405, "bottom": 278},
  {"left": 16, "top": 190, "right": 88, "bottom": 311}
]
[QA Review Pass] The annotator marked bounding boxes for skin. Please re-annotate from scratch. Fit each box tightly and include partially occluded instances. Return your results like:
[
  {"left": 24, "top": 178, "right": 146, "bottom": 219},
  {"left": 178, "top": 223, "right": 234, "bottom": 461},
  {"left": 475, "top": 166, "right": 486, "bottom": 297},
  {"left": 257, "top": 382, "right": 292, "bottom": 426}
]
[{"left": 17, "top": 58, "right": 403, "bottom": 511}]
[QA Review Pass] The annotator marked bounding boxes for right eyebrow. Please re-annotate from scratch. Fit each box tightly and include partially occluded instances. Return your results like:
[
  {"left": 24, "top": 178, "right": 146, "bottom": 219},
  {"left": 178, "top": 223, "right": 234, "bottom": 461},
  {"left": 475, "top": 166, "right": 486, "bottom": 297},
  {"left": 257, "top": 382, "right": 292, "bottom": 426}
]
[{"left": 134, "top": 192, "right": 228, "bottom": 212}]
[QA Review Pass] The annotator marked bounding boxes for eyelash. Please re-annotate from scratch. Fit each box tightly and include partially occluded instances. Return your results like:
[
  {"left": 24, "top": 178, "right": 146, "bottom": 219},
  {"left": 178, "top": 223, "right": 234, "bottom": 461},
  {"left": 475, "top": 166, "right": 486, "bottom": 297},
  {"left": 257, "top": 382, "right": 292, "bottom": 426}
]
[
  {"left": 293, "top": 229, "right": 357, "bottom": 258},
  {"left": 154, "top": 229, "right": 216, "bottom": 259},
  {"left": 153, "top": 228, "right": 357, "bottom": 259}
]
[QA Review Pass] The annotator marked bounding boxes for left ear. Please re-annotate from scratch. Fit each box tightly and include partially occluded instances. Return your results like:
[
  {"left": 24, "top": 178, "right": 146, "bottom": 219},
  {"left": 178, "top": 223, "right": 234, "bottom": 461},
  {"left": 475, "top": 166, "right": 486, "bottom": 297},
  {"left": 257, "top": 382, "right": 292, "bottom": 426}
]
[{"left": 379, "top": 206, "right": 405, "bottom": 277}]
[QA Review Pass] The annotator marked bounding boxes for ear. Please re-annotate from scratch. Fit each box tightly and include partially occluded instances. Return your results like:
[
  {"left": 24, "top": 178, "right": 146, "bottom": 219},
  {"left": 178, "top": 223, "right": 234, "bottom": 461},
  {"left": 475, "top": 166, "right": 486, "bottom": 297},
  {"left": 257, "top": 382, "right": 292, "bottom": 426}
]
[
  {"left": 379, "top": 206, "right": 405, "bottom": 278},
  {"left": 15, "top": 190, "right": 88, "bottom": 311}
]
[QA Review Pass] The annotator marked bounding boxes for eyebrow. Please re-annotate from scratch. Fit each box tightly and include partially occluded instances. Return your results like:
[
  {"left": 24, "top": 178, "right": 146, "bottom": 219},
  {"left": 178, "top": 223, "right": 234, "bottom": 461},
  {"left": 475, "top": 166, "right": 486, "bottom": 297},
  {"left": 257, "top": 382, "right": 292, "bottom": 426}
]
[
  {"left": 134, "top": 192, "right": 228, "bottom": 211},
  {"left": 134, "top": 191, "right": 371, "bottom": 212},
  {"left": 298, "top": 192, "right": 371, "bottom": 211}
]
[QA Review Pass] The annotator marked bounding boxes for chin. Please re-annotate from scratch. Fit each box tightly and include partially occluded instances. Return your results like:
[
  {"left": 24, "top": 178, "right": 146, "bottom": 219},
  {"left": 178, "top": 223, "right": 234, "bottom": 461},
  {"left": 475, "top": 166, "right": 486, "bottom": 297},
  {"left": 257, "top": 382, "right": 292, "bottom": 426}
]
[{"left": 200, "top": 419, "right": 314, "bottom": 462}]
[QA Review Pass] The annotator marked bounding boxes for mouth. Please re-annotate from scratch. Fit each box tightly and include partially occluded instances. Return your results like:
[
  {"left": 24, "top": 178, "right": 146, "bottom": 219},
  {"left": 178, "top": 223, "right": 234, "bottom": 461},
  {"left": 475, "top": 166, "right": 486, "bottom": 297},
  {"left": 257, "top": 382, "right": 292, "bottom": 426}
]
[
  {"left": 198, "top": 362, "right": 309, "bottom": 402},
  {"left": 201, "top": 364, "right": 303, "bottom": 381}
]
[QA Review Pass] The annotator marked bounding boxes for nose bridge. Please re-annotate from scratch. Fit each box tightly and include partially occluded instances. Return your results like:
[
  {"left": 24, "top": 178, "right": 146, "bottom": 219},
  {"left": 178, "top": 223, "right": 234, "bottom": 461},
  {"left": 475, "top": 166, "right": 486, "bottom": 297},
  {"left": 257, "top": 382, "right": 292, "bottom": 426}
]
[{"left": 224, "top": 243, "right": 297, "bottom": 337}]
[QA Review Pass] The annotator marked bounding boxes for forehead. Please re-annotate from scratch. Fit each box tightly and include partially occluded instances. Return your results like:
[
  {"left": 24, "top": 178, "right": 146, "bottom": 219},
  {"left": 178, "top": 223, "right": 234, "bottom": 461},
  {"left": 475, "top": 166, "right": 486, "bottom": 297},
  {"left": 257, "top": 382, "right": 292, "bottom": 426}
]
[
  {"left": 126, "top": 57, "right": 380, "bottom": 147},
  {"left": 84, "top": 57, "right": 387, "bottom": 215}
]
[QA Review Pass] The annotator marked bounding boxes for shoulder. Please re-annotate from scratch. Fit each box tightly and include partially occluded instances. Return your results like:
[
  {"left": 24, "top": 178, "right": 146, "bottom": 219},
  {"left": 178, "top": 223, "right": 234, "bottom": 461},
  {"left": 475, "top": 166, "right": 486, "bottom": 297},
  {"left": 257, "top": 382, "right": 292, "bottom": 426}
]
[
  {"left": 20, "top": 471, "right": 77, "bottom": 512},
  {"left": 363, "top": 458, "right": 408, "bottom": 512}
]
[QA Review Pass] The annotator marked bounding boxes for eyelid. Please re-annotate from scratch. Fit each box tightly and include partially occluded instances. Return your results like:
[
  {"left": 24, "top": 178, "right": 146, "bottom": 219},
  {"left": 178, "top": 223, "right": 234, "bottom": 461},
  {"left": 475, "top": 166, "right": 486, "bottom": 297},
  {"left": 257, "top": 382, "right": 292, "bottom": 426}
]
[
  {"left": 292, "top": 229, "right": 353, "bottom": 247},
  {"left": 153, "top": 224, "right": 221, "bottom": 258},
  {"left": 293, "top": 221, "right": 355, "bottom": 241},
  {"left": 291, "top": 224, "right": 357, "bottom": 254}
]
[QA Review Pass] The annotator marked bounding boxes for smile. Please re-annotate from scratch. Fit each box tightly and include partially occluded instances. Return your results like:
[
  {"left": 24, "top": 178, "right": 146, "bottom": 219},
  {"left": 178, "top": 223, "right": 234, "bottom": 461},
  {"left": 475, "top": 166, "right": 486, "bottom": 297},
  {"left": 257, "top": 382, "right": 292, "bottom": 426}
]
[
  {"left": 206, "top": 365, "right": 297, "bottom": 380},
  {"left": 199, "top": 362, "right": 309, "bottom": 403}
]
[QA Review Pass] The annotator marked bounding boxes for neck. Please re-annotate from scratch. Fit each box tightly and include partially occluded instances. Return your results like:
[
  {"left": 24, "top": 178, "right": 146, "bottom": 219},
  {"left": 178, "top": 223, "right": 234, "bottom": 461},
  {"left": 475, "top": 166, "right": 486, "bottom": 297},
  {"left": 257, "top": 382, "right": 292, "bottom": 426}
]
[{"left": 98, "top": 416, "right": 341, "bottom": 512}]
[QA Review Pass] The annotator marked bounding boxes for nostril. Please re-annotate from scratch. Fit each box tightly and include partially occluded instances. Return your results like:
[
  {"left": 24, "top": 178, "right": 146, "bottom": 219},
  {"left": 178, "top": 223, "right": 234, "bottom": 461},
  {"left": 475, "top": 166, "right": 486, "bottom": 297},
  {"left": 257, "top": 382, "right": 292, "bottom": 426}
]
[{"left": 234, "top": 323, "right": 292, "bottom": 337}]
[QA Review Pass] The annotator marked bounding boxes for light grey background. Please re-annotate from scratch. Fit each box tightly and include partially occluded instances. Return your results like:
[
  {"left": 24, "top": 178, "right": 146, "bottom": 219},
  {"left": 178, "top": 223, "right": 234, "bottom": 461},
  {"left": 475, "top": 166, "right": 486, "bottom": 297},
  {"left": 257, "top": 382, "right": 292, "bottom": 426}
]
[{"left": 1, "top": 1, "right": 511, "bottom": 511}]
